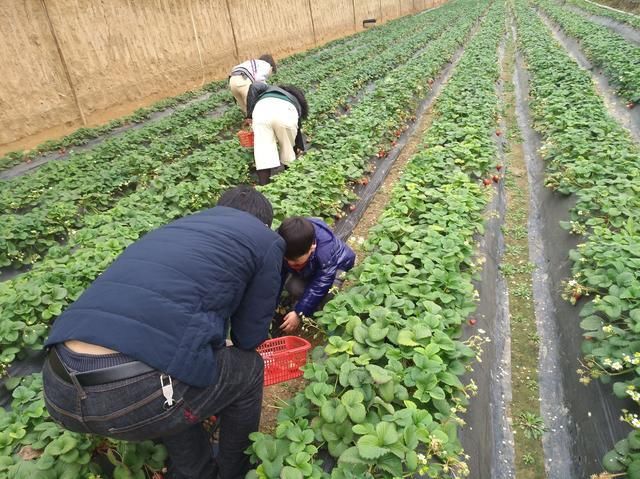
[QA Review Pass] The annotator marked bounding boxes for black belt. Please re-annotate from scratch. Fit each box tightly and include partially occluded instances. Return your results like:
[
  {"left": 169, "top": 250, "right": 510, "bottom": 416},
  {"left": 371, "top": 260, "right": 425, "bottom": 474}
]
[{"left": 47, "top": 348, "right": 156, "bottom": 387}]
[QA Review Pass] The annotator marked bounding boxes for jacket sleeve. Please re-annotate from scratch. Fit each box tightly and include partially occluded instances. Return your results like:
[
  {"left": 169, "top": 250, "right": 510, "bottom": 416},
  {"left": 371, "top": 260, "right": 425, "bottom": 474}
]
[
  {"left": 230, "top": 239, "right": 284, "bottom": 349},
  {"left": 246, "top": 83, "right": 268, "bottom": 119},
  {"left": 294, "top": 261, "right": 338, "bottom": 317}
]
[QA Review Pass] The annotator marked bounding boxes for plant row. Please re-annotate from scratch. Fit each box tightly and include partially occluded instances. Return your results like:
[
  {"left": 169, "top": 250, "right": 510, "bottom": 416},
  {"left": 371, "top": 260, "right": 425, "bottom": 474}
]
[
  {"left": 248, "top": 1, "right": 506, "bottom": 477},
  {"left": 514, "top": 0, "right": 640, "bottom": 475},
  {"left": 0, "top": 0, "right": 479, "bottom": 373},
  {"left": 0, "top": 1, "right": 492, "bottom": 476},
  {"left": 0, "top": 8, "right": 449, "bottom": 270},
  {"left": 0, "top": 83, "right": 229, "bottom": 173},
  {"left": 0, "top": 5, "right": 433, "bottom": 216},
  {"left": 534, "top": 0, "right": 640, "bottom": 105},
  {"left": 567, "top": 0, "right": 640, "bottom": 30}
]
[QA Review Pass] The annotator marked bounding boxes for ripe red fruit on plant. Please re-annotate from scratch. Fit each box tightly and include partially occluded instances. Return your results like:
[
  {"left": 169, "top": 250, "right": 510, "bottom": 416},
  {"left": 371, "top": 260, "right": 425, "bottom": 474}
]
[
  {"left": 496, "top": 164, "right": 503, "bottom": 171},
  {"left": 349, "top": 204, "right": 356, "bottom": 212},
  {"left": 492, "top": 175, "right": 500, "bottom": 183},
  {"left": 361, "top": 177, "right": 369, "bottom": 186},
  {"left": 627, "top": 102, "right": 635, "bottom": 109},
  {"left": 468, "top": 318, "right": 477, "bottom": 326},
  {"left": 152, "top": 473, "right": 164, "bottom": 479},
  {"left": 496, "top": 130, "right": 502, "bottom": 136},
  {"left": 573, "top": 292, "right": 582, "bottom": 300},
  {"left": 483, "top": 178, "right": 492, "bottom": 186}
]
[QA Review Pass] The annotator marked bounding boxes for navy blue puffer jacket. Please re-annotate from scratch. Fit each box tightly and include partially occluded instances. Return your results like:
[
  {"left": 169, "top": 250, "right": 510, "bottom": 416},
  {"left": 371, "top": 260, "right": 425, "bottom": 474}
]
[
  {"left": 45, "top": 207, "right": 285, "bottom": 387},
  {"left": 282, "top": 218, "right": 355, "bottom": 317}
]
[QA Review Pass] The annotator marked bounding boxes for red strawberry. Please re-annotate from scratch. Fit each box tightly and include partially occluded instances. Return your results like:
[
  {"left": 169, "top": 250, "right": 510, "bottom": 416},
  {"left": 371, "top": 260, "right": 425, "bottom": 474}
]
[
  {"left": 496, "top": 130, "right": 502, "bottom": 136},
  {"left": 627, "top": 102, "right": 635, "bottom": 109},
  {"left": 468, "top": 318, "right": 477, "bottom": 326},
  {"left": 496, "top": 164, "right": 503, "bottom": 171},
  {"left": 492, "top": 175, "right": 500, "bottom": 183},
  {"left": 573, "top": 292, "right": 582, "bottom": 300},
  {"left": 349, "top": 204, "right": 356, "bottom": 212},
  {"left": 361, "top": 177, "right": 369, "bottom": 186},
  {"left": 483, "top": 178, "right": 492, "bottom": 186}
]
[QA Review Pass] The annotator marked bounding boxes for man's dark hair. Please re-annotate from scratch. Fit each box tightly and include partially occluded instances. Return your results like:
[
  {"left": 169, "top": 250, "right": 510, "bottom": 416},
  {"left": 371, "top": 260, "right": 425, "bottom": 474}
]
[
  {"left": 279, "top": 85, "right": 309, "bottom": 120},
  {"left": 217, "top": 185, "right": 274, "bottom": 227},
  {"left": 259, "top": 54, "right": 277, "bottom": 74},
  {"left": 277, "top": 217, "right": 315, "bottom": 259}
]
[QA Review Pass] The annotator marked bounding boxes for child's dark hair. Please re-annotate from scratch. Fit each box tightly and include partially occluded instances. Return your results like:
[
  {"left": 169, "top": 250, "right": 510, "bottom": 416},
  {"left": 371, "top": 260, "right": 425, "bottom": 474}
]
[
  {"left": 217, "top": 185, "right": 274, "bottom": 227},
  {"left": 259, "top": 54, "right": 277, "bottom": 74},
  {"left": 279, "top": 85, "right": 309, "bottom": 120},
  {"left": 278, "top": 217, "right": 315, "bottom": 259}
]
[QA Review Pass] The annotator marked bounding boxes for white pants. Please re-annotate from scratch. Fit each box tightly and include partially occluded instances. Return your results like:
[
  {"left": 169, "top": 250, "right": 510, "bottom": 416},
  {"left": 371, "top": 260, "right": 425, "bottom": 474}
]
[
  {"left": 229, "top": 75, "right": 252, "bottom": 113},
  {"left": 252, "top": 97, "right": 299, "bottom": 171}
]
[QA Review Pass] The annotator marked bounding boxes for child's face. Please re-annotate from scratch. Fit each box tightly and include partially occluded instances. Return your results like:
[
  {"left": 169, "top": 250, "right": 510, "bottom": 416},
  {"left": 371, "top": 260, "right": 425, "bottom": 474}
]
[{"left": 286, "top": 243, "right": 316, "bottom": 271}]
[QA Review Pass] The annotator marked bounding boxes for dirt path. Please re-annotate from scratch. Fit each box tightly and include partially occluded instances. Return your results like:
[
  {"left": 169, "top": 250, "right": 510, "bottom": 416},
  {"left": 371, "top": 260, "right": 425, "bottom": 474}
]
[
  {"left": 502, "top": 23, "right": 546, "bottom": 479},
  {"left": 535, "top": 8, "right": 640, "bottom": 143}
]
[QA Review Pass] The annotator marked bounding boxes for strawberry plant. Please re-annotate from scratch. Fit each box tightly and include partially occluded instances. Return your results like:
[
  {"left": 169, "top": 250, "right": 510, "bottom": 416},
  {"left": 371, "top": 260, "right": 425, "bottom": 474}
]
[
  {"left": 535, "top": 0, "right": 640, "bottom": 104},
  {"left": 515, "top": 0, "right": 640, "bottom": 475},
  {"left": 567, "top": 0, "right": 640, "bottom": 30},
  {"left": 248, "top": 1, "right": 505, "bottom": 476},
  {"left": 0, "top": 1, "right": 494, "bottom": 475},
  {"left": 0, "top": 3, "right": 456, "bottom": 271}
]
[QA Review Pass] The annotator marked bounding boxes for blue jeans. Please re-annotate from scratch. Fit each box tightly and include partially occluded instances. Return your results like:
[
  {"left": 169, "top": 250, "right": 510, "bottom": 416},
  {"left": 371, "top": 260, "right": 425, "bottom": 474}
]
[{"left": 43, "top": 346, "right": 264, "bottom": 479}]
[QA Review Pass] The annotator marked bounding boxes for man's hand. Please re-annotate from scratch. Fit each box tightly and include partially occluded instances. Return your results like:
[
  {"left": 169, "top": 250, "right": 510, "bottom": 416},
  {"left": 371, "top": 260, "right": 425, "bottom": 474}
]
[{"left": 280, "top": 311, "right": 301, "bottom": 333}]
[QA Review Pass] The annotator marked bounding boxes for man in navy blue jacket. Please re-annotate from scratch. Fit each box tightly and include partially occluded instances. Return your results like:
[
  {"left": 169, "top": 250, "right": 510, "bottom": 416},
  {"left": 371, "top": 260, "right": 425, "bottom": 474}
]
[
  {"left": 277, "top": 217, "right": 356, "bottom": 333},
  {"left": 42, "top": 186, "right": 284, "bottom": 479}
]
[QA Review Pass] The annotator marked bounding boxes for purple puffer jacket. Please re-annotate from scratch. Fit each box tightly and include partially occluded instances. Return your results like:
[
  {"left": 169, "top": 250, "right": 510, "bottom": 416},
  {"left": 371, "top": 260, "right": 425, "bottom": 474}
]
[{"left": 281, "top": 218, "right": 355, "bottom": 316}]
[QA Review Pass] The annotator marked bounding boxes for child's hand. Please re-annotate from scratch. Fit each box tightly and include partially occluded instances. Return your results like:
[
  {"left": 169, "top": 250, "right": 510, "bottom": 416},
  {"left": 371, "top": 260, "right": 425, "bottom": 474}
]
[{"left": 280, "top": 311, "right": 301, "bottom": 333}]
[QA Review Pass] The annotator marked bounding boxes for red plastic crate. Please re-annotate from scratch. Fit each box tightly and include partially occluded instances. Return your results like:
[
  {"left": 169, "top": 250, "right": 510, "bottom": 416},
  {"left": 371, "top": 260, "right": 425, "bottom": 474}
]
[{"left": 257, "top": 336, "right": 311, "bottom": 386}]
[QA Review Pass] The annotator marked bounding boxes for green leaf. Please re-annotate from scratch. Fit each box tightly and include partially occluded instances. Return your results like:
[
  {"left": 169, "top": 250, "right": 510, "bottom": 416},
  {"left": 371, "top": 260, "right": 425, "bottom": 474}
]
[
  {"left": 113, "top": 465, "right": 133, "bottom": 479},
  {"left": 356, "top": 434, "right": 389, "bottom": 459},
  {"left": 44, "top": 435, "right": 77, "bottom": 456},
  {"left": 603, "top": 450, "right": 626, "bottom": 472},
  {"left": 376, "top": 422, "right": 399, "bottom": 446},
  {"left": 368, "top": 323, "right": 389, "bottom": 342},
  {"left": 398, "top": 330, "right": 418, "bottom": 346},
  {"left": 337, "top": 446, "right": 367, "bottom": 464},
  {"left": 580, "top": 315, "right": 602, "bottom": 331},
  {"left": 280, "top": 465, "right": 303, "bottom": 479},
  {"left": 366, "top": 364, "right": 392, "bottom": 384}
]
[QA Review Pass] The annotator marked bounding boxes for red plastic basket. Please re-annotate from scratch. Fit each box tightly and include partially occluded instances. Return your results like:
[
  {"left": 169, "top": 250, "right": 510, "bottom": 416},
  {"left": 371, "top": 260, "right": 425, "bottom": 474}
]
[
  {"left": 257, "top": 336, "right": 311, "bottom": 386},
  {"left": 237, "top": 129, "right": 254, "bottom": 148}
]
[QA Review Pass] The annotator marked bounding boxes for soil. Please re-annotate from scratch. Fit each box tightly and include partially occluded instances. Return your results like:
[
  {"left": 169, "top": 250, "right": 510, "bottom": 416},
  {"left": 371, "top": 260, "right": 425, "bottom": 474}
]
[
  {"left": 260, "top": 330, "right": 325, "bottom": 435},
  {"left": 501, "top": 28, "right": 546, "bottom": 478},
  {"left": 348, "top": 107, "right": 435, "bottom": 261}
]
